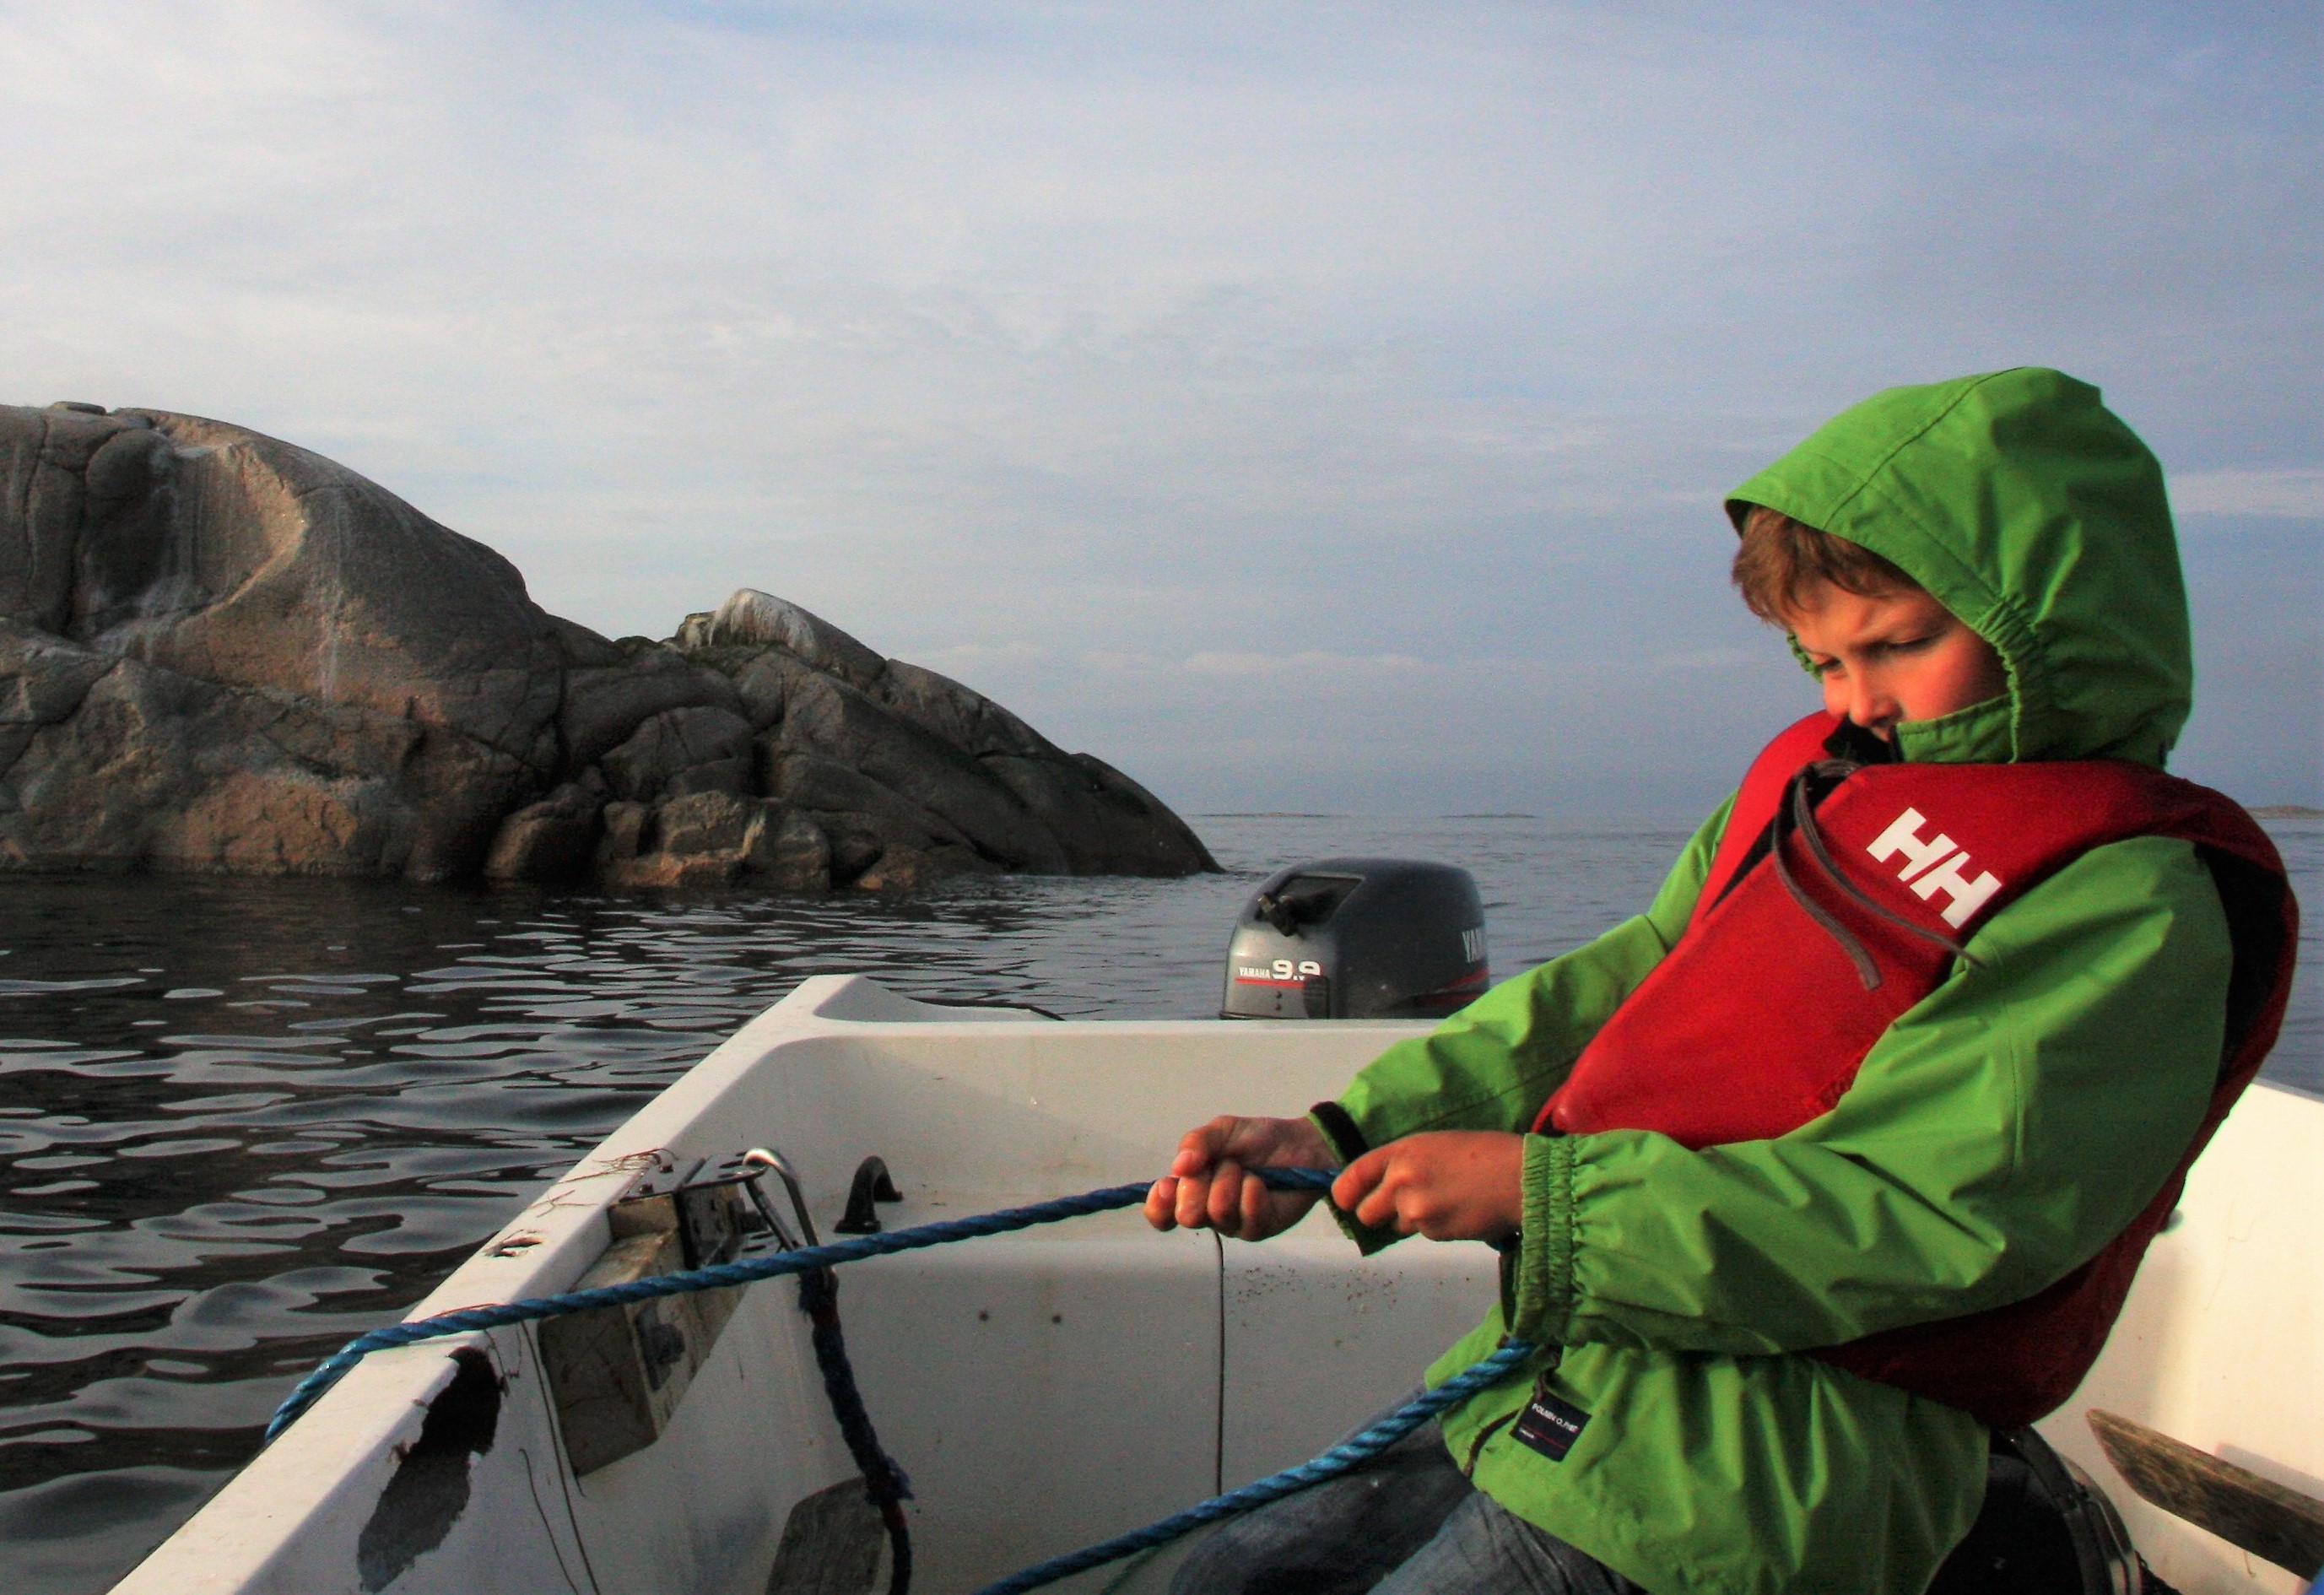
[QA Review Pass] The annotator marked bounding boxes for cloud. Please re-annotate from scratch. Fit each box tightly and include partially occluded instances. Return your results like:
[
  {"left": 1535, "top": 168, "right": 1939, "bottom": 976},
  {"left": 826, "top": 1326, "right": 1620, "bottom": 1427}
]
[
  {"left": 916, "top": 641, "right": 1053, "bottom": 669},
  {"left": 1652, "top": 648, "right": 1756, "bottom": 673},
  {"left": 1182, "top": 650, "right": 1430, "bottom": 679},
  {"left": 0, "top": 1, "right": 2312, "bottom": 809},
  {"left": 2171, "top": 468, "right": 2324, "bottom": 518}
]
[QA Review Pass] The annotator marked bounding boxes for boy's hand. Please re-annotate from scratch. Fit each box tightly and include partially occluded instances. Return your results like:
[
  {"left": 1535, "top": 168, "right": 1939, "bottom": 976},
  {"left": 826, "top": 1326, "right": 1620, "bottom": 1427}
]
[
  {"left": 1332, "top": 1131, "right": 1525, "bottom": 1242},
  {"left": 1144, "top": 1115, "right": 1334, "bottom": 1241}
]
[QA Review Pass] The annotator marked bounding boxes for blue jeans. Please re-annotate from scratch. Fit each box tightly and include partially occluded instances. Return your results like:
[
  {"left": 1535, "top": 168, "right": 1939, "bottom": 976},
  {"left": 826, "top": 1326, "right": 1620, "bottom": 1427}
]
[{"left": 1171, "top": 1414, "right": 1641, "bottom": 1595}]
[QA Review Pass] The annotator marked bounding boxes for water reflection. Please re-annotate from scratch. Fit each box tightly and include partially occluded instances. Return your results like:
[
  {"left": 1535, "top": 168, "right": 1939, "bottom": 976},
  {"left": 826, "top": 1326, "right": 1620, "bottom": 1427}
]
[{"left": 0, "top": 814, "right": 2311, "bottom": 1593}]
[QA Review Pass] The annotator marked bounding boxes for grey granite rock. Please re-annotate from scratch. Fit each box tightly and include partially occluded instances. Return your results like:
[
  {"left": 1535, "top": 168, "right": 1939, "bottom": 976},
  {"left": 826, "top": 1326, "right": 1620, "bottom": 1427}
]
[
  {"left": 742, "top": 803, "right": 830, "bottom": 892},
  {"left": 766, "top": 666, "right": 1073, "bottom": 873},
  {"left": 0, "top": 624, "right": 440, "bottom": 875},
  {"left": 599, "top": 706, "right": 756, "bottom": 803},
  {"left": 559, "top": 643, "right": 743, "bottom": 768},
  {"left": 681, "top": 589, "right": 887, "bottom": 690},
  {"left": 0, "top": 402, "right": 1218, "bottom": 891},
  {"left": 483, "top": 781, "right": 604, "bottom": 884}
]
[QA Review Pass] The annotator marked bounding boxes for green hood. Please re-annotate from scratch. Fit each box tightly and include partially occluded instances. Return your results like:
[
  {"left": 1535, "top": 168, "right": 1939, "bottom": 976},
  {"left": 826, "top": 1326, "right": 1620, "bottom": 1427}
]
[{"left": 1727, "top": 367, "right": 2191, "bottom": 767}]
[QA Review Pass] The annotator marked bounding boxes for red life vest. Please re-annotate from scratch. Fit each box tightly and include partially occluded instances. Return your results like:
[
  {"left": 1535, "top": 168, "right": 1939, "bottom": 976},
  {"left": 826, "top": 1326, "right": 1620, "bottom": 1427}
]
[{"left": 1535, "top": 712, "right": 2298, "bottom": 1428}]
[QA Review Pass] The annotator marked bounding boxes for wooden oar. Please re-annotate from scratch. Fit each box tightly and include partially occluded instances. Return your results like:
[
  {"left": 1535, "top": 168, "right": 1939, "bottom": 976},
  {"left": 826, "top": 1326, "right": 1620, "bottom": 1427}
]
[{"left": 2087, "top": 1409, "right": 2324, "bottom": 1580}]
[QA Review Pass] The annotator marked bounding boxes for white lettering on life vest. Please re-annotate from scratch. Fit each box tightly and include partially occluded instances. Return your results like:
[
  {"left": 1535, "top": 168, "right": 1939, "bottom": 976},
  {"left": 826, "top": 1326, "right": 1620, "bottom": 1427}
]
[
  {"left": 1866, "top": 807, "right": 2003, "bottom": 928},
  {"left": 1909, "top": 851, "right": 2002, "bottom": 928},
  {"left": 1866, "top": 808, "right": 1957, "bottom": 881}
]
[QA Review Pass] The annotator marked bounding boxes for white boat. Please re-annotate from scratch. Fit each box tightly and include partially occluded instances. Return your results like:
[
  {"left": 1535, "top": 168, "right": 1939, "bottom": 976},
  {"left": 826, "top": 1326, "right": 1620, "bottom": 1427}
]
[{"left": 114, "top": 976, "right": 2321, "bottom": 1595}]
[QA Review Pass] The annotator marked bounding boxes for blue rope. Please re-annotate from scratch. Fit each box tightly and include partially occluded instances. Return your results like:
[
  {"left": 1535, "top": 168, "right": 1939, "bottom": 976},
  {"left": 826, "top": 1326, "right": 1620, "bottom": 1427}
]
[
  {"left": 261, "top": 1162, "right": 1538, "bottom": 1595},
  {"left": 795, "top": 1262, "right": 915, "bottom": 1594},
  {"left": 970, "top": 1338, "right": 1538, "bottom": 1595},
  {"left": 265, "top": 1166, "right": 1339, "bottom": 1443}
]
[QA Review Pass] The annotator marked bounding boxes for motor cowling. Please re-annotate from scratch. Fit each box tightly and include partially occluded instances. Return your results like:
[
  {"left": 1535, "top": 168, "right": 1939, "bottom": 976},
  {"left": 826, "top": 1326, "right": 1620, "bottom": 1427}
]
[{"left": 1221, "top": 857, "right": 1489, "bottom": 1019}]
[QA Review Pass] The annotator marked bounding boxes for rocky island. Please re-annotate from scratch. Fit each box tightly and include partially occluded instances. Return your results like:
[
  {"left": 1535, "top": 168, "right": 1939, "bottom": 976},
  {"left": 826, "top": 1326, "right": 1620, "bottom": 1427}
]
[{"left": 0, "top": 402, "right": 1216, "bottom": 891}]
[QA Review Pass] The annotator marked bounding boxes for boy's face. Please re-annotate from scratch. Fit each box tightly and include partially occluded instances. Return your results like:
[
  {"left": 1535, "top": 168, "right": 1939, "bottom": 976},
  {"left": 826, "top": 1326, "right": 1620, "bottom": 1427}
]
[{"left": 1783, "top": 581, "right": 2008, "bottom": 740}]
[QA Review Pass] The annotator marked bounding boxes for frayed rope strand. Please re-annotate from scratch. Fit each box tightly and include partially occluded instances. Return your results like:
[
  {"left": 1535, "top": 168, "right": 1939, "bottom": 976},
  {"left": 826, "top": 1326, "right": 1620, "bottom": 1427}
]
[
  {"left": 969, "top": 1338, "right": 1538, "bottom": 1595},
  {"left": 265, "top": 1166, "right": 1340, "bottom": 1444}
]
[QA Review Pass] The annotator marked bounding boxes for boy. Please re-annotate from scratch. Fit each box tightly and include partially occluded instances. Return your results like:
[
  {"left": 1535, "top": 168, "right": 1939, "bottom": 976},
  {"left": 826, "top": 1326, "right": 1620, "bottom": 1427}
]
[{"left": 1145, "top": 369, "right": 2295, "bottom": 1594}]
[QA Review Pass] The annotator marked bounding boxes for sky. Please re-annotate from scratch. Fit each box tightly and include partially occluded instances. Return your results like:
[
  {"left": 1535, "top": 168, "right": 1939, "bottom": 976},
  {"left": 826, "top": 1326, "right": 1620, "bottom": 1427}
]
[{"left": 3, "top": 1, "right": 2316, "bottom": 816}]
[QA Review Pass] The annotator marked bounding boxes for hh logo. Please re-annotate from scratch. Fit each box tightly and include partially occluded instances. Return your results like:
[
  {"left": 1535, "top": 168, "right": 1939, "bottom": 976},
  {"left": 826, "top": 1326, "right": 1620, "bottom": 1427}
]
[{"left": 1866, "top": 808, "right": 2002, "bottom": 929}]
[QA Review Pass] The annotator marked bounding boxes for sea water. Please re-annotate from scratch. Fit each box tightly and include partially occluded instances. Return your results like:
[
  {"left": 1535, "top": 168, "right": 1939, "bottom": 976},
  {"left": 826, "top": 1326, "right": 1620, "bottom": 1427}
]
[{"left": 0, "top": 813, "right": 2315, "bottom": 1595}]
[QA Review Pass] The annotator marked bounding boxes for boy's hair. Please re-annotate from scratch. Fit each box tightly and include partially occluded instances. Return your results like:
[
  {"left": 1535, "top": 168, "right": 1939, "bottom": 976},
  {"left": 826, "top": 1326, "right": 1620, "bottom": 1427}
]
[{"left": 1731, "top": 504, "right": 1920, "bottom": 622}]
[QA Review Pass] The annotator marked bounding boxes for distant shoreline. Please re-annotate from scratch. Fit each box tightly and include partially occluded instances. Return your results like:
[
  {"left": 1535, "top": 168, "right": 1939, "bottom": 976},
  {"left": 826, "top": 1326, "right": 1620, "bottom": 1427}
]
[
  {"left": 1202, "top": 805, "right": 2319, "bottom": 824},
  {"left": 1198, "top": 812, "right": 1545, "bottom": 821}
]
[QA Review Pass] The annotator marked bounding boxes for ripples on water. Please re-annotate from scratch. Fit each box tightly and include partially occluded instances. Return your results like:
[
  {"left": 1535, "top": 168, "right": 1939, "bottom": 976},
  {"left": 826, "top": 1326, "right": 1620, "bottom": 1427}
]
[{"left": 0, "top": 814, "right": 2314, "bottom": 1593}]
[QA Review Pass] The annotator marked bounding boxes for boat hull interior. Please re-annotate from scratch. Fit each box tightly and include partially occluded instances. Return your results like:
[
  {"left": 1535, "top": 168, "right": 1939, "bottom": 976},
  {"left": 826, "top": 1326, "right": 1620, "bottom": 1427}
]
[{"left": 114, "top": 976, "right": 2321, "bottom": 1595}]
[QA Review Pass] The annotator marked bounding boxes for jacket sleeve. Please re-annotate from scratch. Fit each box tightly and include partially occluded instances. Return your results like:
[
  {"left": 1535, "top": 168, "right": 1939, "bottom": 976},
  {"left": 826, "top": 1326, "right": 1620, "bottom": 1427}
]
[
  {"left": 1505, "top": 834, "right": 2231, "bottom": 1355},
  {"left": 1314, "top": 798, "right": 1731, "bottom": 1252}
]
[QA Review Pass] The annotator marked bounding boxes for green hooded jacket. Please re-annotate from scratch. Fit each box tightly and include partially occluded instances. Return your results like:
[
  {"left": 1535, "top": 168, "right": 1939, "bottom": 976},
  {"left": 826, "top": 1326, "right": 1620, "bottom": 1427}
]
[{"left": 1317, "top": 370, "right": 2232, "bottom": 1594}]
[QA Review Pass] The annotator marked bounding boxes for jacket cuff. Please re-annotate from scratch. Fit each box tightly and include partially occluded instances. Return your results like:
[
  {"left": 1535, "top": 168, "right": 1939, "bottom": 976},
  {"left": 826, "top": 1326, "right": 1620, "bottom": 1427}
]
[
  {"left": 1307, "top": 1104, "right": 1402, "bottom": 1256},
  {"left": 1510, "top": 1133, "right": 1578, "bottom": 1343},
  {"left": 1309, "top": 1100, "right": 1370, "bottom": 1164}
]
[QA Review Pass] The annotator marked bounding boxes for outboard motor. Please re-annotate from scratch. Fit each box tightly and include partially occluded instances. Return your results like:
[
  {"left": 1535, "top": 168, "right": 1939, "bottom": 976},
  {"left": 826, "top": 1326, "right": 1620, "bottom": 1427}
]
[{"left": 1222, "top": 857, "right": 1489, "bottom": 1019}]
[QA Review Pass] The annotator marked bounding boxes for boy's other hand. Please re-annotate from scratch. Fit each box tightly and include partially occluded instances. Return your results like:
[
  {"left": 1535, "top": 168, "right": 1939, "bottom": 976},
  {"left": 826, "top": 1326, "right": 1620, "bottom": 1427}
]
[
  {"left": 1332, "top": 1131, "right": 1525, "bottom": 1243},
  {"left": 1144, "top": 1115, "right": 1334, "bottom": 1241}
]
